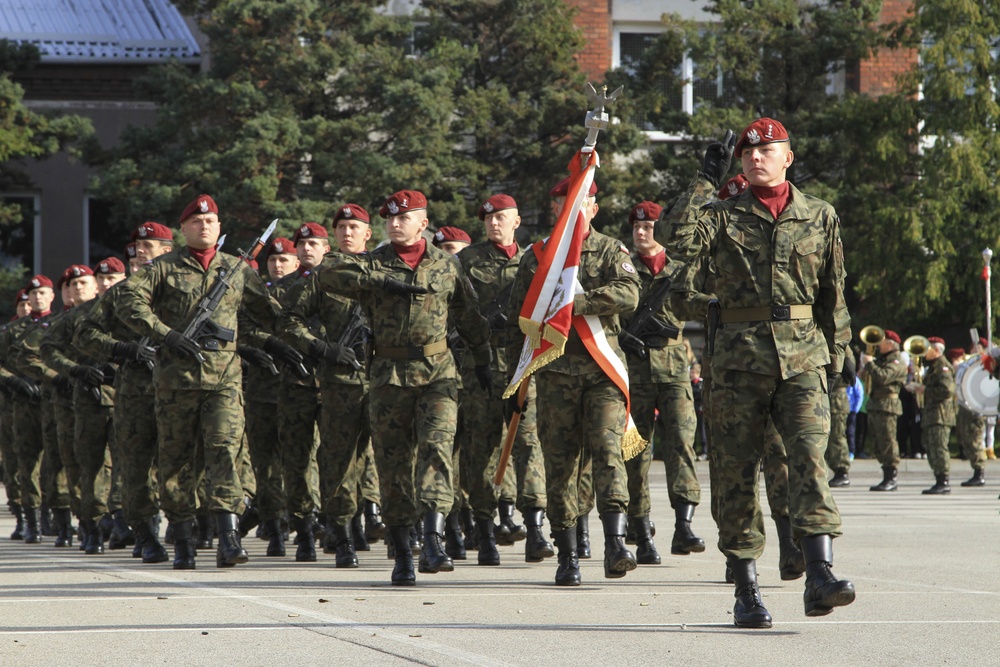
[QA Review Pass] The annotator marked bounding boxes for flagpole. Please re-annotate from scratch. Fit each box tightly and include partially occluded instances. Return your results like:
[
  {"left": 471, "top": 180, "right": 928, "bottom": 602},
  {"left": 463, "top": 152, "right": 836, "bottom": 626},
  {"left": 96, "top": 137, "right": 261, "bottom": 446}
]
[{"left": 492, "top": 381, "right": 530, "bottom": 492}]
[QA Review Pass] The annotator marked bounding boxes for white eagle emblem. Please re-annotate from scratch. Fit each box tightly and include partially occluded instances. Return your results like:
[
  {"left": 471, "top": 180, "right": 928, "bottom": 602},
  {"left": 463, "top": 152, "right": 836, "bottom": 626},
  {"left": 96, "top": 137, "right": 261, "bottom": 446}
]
[
  {"left": 138, "top": 226, "right": 148, "bottom": 238},
  {"left": 199, "top": 199, "right": 209, "bottom": 213},
  {"left": 387, "top": 201, "right": 400, "bottom": 215},
  {"left": 727, "top": 182, "right": 739, "bottom": 196},
  {"left": 635, "top": 207, "right": 645, "bottom": 220},
  {"left": 299, "top": 225, "right": 310, "bottom": 237},
  {"left": 434, "top": 231, "right": 444, "bottom": 241},
  {"left": 747, "top": 128, "right": 761, "bottom": 145},
  {"left": 71, "top": 267, "right": 82, "bottom": 277},
  {"left": 342, "top": 206, "right": 352, "bottom": 218},
  {"left": 100, "top": 262, "right": 109, "bottom": 273},
  {"left": 31, "top": 278, "right": 40, "bottom": 288},
  {"left": 483, "top": 202, "right": 494, "bottom": 213},
  {"left": 274, "top": 242, "right": 284, "bottom": 253}
]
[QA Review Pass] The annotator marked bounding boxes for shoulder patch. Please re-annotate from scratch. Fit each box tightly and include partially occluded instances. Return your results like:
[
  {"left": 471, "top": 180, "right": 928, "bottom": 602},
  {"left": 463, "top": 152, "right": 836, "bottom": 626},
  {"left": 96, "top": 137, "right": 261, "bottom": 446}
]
[{"left": 622, "top": 262, "right": 636, "bottom": 274}]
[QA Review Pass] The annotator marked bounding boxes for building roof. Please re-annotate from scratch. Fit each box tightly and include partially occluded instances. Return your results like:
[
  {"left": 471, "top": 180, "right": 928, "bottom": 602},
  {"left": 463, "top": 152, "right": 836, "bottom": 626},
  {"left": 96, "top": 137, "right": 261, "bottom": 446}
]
[{"left": 0, "top": 0, "right": 200, "bottom": 64}]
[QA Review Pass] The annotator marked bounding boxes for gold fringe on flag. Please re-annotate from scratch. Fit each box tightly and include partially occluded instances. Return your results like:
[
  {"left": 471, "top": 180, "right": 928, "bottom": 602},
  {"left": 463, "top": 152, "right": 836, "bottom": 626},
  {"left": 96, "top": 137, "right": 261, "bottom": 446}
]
[
  {"left": 519, "top": 315, "right": 542, "bottom": 350},
  {"left": 620, "top": 427, "right": 647, "bottom": 462}
]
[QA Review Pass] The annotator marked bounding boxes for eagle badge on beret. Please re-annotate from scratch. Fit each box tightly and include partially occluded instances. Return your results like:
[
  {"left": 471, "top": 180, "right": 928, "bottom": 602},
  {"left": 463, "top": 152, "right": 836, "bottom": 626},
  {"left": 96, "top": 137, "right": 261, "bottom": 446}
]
[
  {"left": 483, "top": 202, "right": 494, "bottom": 213},
  {"left": 299, "top": 225, "right": 310, "bottom": 237},
  {"left": 199, "top": 199, "right": 210, "bottom": 213},
  {"left": 343, "top": 206, "right": 353, "bottom": 218},
  {"left": 274, "top": 242, "right": 284, "bottom": 253},
  {"left": 71, "top": 267, "right": 82, "bottom": 277},
  {"left": 100, "top": 262, "right": 109, "bottom": 273},
  {"left": 31, "top": 278, "right": 40, "bottom": 288},
  {"left": 434, "top": 231, "right": 444, "bottom": 241},
  {"left": 387, "top": 201, "right": 400, "bottom": 215},
  {"left": 138, "top": 226, "right": 148, "bottom": 238},
  {"left": 747, "top": 128, "right": 761, "bottom": 145},
  {"left": 635, "top": 208, "right": 645, "bottom": 220}
]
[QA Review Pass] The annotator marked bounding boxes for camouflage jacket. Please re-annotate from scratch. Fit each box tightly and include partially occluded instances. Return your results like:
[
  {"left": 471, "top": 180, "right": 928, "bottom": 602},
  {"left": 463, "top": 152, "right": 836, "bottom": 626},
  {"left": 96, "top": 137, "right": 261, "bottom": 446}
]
[
  {"left": 658, "top": 174, "right": 850, "bottom": 380},
  {"left": 116, "top": 247, "right": 280, "bottom": 390},
  {"left": 505, "top": 229, "right": 640, "bottom": 378},
  {"left": 456, "top": 241, "right": 523, "bottom": 382},
  {"left": 41, "top": 298, "right": 114, "bottom": 406},
  {"left": 622, "top": 251, "right": 689, "bottom": 385},
  {"left": 279, "top": 258, "right": 366, "bottom": 388},
  {"left": 9, "top": 312, "right": 61, "bottom": 403},
  {"left": 271, "top": 269, "right": 321, "bottom": 389},
  {"left": 865, "top": 349, "right": 907, "bottom": 415},
  {"left": 316, "top": 242, "right": 491, "bottom": 388},
  {"left": 921, "top": 354, "right": 956, "bottom": 426}
]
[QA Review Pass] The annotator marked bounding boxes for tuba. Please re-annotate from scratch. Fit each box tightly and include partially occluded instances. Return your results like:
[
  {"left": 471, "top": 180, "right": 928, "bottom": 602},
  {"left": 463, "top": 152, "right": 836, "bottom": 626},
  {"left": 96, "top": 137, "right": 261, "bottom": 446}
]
[
  {"left": 903, "top": 335, "right": 930, "bottom": 407},
  {"left": 859, "top": 325, "right": 884, "bottom": 356}
]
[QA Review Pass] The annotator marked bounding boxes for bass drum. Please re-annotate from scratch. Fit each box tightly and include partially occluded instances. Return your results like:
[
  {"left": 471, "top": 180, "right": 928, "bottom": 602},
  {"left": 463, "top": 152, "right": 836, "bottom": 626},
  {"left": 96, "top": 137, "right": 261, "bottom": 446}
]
[{"left": 955, "top": 355, "right": 1000, "bottom": 416}]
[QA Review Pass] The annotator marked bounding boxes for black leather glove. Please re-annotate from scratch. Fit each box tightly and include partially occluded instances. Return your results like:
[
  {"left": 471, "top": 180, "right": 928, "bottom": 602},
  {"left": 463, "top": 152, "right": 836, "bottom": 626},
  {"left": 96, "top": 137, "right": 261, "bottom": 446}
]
[
  {"left": 70, "top": 365, "right": 105, "bottom": 387},
  {"left": 112, "top": 340, "right": 155, "bottom": 365},
  {"left": 841, "top": 355, "right": 857, "bottom": 386},
  {"left": 263, "top": 336, "right": 305, "bottom": 368},
  {"left": 238, "top": 346, "right": 276, "bottom": 371},
  {"left": 700, "top": 129, "right": 736, "bottom": 188},
  {"left": 309, "top": 338, "right": 359, "bottom": 368},
  {"left": 503, "top": 390, "right": 529, "bottom": 424},
  {"left": 475, "top": 364, "right": 493, "bottom": 396},
  {"left": 619, "top": 330, "right": 647, "bottom": 359},
  {"left": 6, "top": 375, "right": 40, "bottom": 400},
  {"left": 381, "top": 277, "right": 428, "bottom": 297},
  {"left": 826, "top": 372, "right": 839, "bottom": 394},
  {"left": 162, "top": 329, "right": 201, "bottom": 359},
  {"left": 101, "top": 364, "right": 116, "bottom": 385},
  {"left": 52, "top": 374, "right": 74, "bottom": 396}
]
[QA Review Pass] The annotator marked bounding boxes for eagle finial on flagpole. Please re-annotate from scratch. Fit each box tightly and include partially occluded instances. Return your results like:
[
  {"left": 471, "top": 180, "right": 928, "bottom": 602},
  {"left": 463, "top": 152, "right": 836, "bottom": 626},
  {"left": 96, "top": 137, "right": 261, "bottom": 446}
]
[{"left": 582, "top": 83, "right": 624, "bottom": 167}]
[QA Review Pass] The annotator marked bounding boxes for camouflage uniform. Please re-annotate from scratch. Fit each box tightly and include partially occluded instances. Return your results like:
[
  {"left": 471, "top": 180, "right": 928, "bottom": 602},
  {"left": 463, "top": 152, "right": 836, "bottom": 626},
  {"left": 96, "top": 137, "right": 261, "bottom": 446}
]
[
  {"left": 0, "top": 390, "right": 19, "bottom": 517},
  {"left": 659, "top": 173, "right": 850, "bottom": 558},
  {"left": 864, "top": 350, "right": 906, "bottom": 469},
  {"left": 825, "top": 350, "right": 852, "bottom": 475},
  {"left": 955, "top": 404, "right": 986, "bottom": 474},
  {"left": 921, "top": 354, "right": 956, "bottom": 477}
]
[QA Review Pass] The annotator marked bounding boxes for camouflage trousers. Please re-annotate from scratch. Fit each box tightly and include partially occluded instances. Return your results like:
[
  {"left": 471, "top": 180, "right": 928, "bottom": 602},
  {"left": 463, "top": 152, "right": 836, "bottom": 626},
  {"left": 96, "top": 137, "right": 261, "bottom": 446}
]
[
  {"left": 358, "top": 442, "right": 380, "bottom": 504},
  {"left": 826, "top": 384, "right": 850, "bottom": 472},
  {"left": 54, "top": 400, "right": 81, "bottom": 515},
  {"left": 0, "top": 399, "right": 19, "bottom": 506},
  {"left": 237, "top": 429, "right": 256, "bottom": 499},
  {"left": 278, "top": 383, "right": 321, "bottom": 520},
  {"left": 535, "top": 370, "right": 628, "bottom": 532},
  {"left": 956, "top": 407, "right": 987, "bottom": 472},
  {"left": 245, "top": 398, "right": 284, "bottom": 521},
  {"left": 629, "top": 380, "right": 700, "bottom": 514},
  {"left": 459, "top": 371, "right": 546, "bottom": 521},
  {"left": 369, "top": 380, "right": 458, "bottom": 527},
  {"left": 115, "top": 378, "right": 160, "bottom": 525},
  {"left": 709, "top": 368, "right": 841, "bottom": 559},
  {"left": 13, "top": 398, "right": 43, "bottom": 508},
  {"left": 42, "top": 395, "right": 71, "bottom": 511},
  {"left": 868, "top": 410, "right": 901, "bottom": 468},
  {"left": 74, "top": 395, "right": 113, "bottom": 522},
  {"left": 154, "top": 385, "right": 246, "bottom": 522},
  {"left": 318, "top": 383, "right": 371, "bottom": 526},
  {"left": 923, "top": 423, "right": 952, "bottom": 476}
]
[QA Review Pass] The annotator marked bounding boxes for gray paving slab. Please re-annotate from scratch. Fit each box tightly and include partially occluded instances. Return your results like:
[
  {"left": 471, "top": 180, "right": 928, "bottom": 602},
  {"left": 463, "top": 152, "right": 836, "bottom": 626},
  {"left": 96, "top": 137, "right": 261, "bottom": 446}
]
[{"left": 1, "top": 458, "right": 997, "bottom": 666}]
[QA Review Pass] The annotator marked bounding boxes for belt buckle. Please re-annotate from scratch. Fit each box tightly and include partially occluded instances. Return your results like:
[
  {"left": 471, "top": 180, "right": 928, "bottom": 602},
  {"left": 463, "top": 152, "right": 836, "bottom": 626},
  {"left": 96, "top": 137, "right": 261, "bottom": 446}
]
[
  {"left": 771, "top": 305, "right": 791, "bottom": 321},
  {"left": 203, "top": 339, "right": 219, "bottom": 351}
]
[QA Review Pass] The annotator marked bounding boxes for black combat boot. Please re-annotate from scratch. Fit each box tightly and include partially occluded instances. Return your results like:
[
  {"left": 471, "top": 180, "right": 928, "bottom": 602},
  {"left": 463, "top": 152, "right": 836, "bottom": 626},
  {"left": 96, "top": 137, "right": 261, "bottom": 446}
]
[
  {"left": 363, "top": 501, "right": 385, "bottom": 542},
  {"left": 475, "top": 518, "right": 500, "bottom": 566},
  {"left": 264, "top": 519, "right": 285, "bottom": 557},
  {"left": 293, "top": 515, "right": 316, "bottom": 562},
  {"left": 524, "top": 508, "right": 554, "bottom": 562},
  {"left": 495, "top": 499, "right": 526, "bottom": 546},
  {"left": 196, "top": 512, "right": 213, "bottom": 550},
  {"left": 84, "top": 518, "right": 104, "bottom": 554},
  {"left": 328, "top": 523, "right": 357, "bottom": 568},
  {"left": 23, "top": 506, "right": 42, "bottom": 544},
  {"left": 98, "top": 513, "right": 115, "bottom": 544},
  {"left": 418, "top": 511, "right": 454, "bottom": 574},
  {"left": 632, "top": 515, "right": 661, "bottom": 565},
  {"left": 444, "top": 510, "right": 466, "bottom": 560},
  {"left": 671, "top": 503, "right": 706, "bottom": 555},
  {"left": 869, "top": 466, "right": 897, "bottom": 491},
  {"left": 10, "top": 503, "right": 24, "bottom": 540},
  {"left": 460, "top": 507, "right": 478, "bottom": 551},
  {"left": 552, "top": 528, "right": 581, "bottom": 586},
  {"left": 40, "top": 503, "right": 55, "bottom": 537},
  {"left": 801, "top": 535, "right": 856, "bottom": 616},
  {"left": 775, "top": 515, "right": 805, "bottom": 581},
  {"left": 601, "top": 513, "right": 637, "bottom": 579},
  {"left": 576, "top": 515, "right": 591, "bottom": 559},
  {"left": 216, "top": 512, "right": 249, "bottom": 568},
  {"left": 239, "top": 499, "right": 260, "bottom": 537},
  {"left": 164, "top": 522, "right": 175, "bottom": 545},
  {"left": 922, "top": 473, "right": 951, "bottom": 494},
  {"left": 352, "top": 513, "right": 370, "bottom": 552},
  {"left": 171, "top": 520, "right": 196, "bottom": 570},
  {"left": 108, "top": 509, "right": 135, "bottom": 549},
  {"left": 389, "top": 526, "right": 415, "bottom": 586},
  {"left": 960, "top": 468, "right": 986, "bottom": 487},
  {"left": 53, "top": 508, "right": 74, "bottom": 548},
  {"left": 729, "top": 558, "right": 773, "bottom": 628},
  {"left": 829, "top": 469, "right": 850, "bottom": 487},
  {"left": 134, "top": 518, "right": 169, "bottom": 563}
]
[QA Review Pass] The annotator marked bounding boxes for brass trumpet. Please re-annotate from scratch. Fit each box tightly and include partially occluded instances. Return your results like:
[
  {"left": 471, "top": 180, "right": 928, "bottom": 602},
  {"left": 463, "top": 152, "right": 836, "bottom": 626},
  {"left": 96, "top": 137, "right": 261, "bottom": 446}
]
[
  {"left": 903, "top": 335, "right": 930, "bottom": 407},
  {"left": 859, "top": 325, "right": 885, "bottom": 356}
]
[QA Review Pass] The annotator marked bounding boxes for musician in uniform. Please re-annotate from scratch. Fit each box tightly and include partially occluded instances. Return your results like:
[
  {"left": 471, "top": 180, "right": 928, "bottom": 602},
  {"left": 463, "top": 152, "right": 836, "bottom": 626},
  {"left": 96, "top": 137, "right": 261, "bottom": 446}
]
[
  {"left": 863, "top": 330, "right": 907, "bottom": 492},
  {"left": 911, "top": 337, "right": 956, "bottom": 494}
]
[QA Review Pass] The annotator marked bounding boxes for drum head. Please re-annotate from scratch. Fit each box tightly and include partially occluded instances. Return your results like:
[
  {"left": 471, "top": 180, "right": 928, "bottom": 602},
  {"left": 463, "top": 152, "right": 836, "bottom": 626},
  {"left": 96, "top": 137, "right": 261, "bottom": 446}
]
[{"left": 955, "top": 356, "right": 1000, "bottom": 416}]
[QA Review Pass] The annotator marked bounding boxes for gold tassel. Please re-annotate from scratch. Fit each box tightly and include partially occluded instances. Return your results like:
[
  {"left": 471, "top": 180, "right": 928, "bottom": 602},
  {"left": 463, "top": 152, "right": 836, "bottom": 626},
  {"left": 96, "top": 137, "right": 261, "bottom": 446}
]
[{"left": 621, "top": 427, "right": 647, "bottom": 462}]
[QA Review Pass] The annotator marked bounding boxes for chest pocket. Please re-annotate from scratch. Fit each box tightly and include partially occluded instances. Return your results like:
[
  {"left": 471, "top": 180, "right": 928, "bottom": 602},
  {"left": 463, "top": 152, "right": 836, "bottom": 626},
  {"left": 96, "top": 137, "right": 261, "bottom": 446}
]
[
  {"left": 162, "top": 273, "right": 202, "bottom": 323},
  {"left": 718, "top": 223, "right": 763, "bottom": 278},
  {"left": 467, "top": 262, "right": 498, "bottom": 289},
  {"left": 578, "top": 251, "right": 605, "bottom": 291},
  {"left": 788, "top": 232, "right": 826, "bottom": 289}
]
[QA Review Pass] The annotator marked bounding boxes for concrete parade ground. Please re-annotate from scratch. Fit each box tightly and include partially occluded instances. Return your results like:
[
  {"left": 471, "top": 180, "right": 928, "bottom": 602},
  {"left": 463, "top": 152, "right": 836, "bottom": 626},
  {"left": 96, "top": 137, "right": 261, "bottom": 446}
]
[{"left": 1, "top": 458, "right": 998, "bottom": 667}]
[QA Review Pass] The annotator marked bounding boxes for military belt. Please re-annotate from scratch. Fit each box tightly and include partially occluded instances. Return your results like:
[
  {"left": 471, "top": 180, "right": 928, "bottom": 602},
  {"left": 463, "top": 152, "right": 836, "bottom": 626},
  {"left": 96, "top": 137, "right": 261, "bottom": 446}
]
[
  {"left": 720, "top": 304, "right": 813, "bottom": 324},
  {"left": 375, "top": 340, "right": 449, "bottom": 359},
  {"left": 200, "top": 339, "right": 236, "bottom": 351}
]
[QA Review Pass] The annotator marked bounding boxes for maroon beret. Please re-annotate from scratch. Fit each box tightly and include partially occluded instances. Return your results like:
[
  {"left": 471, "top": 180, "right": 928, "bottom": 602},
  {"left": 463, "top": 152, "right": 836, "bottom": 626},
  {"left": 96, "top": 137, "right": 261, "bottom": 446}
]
[
  {"left": 947, "top": 348, "right": 966, "bottom": 362},
  {"left": 549, "top": 176, "right": 597, "bottom": 198},
  {"left": 94, "top": 258, "right": 126, "bottom": 275},
  {"left": 884, "top": 329, "right": 901, "bottom": 344},
  {"left": 478, "top": 194, "right": 518, "bottom": 220},
  {"left": 735, "top": 118, "right": 789, "bottom": 157},
  {"left": 927, "top": 336, "right": 946, "bottom": 346},
  {"left": 178, "top": 194, "right": 219, "bottom": 223},
  {"left": 980, "top": 337, "right": 990, "bottom": 348},
  {"left": 125, "top": 243, "right": 137, "bottom": 259},
  {"left": 628, "top": 201, "right": 662, "bottom": 225},
  {"left": 334, "top": 203, "right": 370, "bottom": 225},
  {"left": 131, "top": 221, "right": 173, "bottom": 242},
  {"left": 65, "top": 264, "right": 95, "bottom": 285},
  {"left": 432, "top": 226, "right": 472, "bottom": 247},
  {"left": 718, "top": 174, "right": 750, "bottom": 201},
  {"left": 379, "top": 190, "right": 428, "bottom": 218},
  {"left": 292, "top": 222, "right": 329, "bottom": 244},
  {"left": 266, "top": 237, "right": 296, "bottom": 256},
  {"left": 14, "top": 289, "right": 28, "bottom": 307}
]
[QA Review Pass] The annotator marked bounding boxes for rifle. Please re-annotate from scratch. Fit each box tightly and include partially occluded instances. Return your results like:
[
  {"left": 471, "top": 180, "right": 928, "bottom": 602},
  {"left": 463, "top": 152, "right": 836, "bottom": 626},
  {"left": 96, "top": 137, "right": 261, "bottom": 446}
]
[
  {"left": 623, "top": 277, "right": 681, "bottom": 359},
  {"left": 447, "top": 328, "right": 466, "bottom": 367},
  {"left": 481, "top": 281, "right": 515, "bottom": 332},
  {"left": 336, "top": 303, "right": 371, "bottom": 372}
]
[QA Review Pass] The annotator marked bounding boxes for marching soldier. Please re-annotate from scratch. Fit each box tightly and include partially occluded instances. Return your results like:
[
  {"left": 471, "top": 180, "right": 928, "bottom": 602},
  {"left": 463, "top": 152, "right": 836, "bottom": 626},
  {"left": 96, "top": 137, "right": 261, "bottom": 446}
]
[
  {"left": 116, "top": 194, "right": 301, "bottom": 569},
  {"left": 955, "top": 346, "right": 988, "bottom": 487},
  {"left": 863, "top": 330, "right": 907, "bottom": 492},
  {"left": 912, "top": 337, "right": 956, "bottom": 494},
  {"left": 0, "top": 290, "right": 31, "bottom": 539},
  {"left": 827, "top": 346, "right": 856, "bottom": 487}
]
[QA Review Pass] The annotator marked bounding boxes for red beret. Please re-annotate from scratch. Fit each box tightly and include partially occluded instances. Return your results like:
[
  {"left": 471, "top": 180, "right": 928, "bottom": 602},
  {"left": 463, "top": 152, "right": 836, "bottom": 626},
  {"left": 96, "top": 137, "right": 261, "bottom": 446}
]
[
  {"left": 266, "top": 237, "right": 296, "bottom": 256},
  {"left": 94, "top": 258, "right": 126, "bottom": 275},
  {"left": 927, "top": 336, "right": 945, "bottom": 346},
  {"left": 549, "top": 176, "right": 597, "bottom": 198},
  {"left": 628, "top": 201, "right": 662, "bottom": 225},
  {"left": 27, "top": 274, "right": 53, "bottom": 291},
  {"left": 379, "top": 190, "right": 428, "bottom": 218},
  {"left": 884, "top": 329, "right": 901, "bottom": 344},
  {"left": 478, "top": 194, "right": 518, "bottom": 220},
  {"left": 718, "top": 174, "right": 750, "bottom": 201},
  {"left": 735, "top": 118, "right": 789, "bottom": 157},
  {"left": 980, "top": 337, "right": 990, "bottom": 347},
  {"left": 432, "top": 226, "right": 472, "bottom": 247},
  {"left": 947, "top": 348, "right": 966, "bottom": 362},
  {"left": 125, "top": 243, "right": 137, "bottom": 259},
  {"left": 292, "top": 222, "right": 329, "bottom": 244},
  {"left": 14, "top": 289, "right": 28, "bottom": 306},
  {"left": 178, "top": 194, "right": 219, "bottom": 223},
  {"left": 131, "top": 221, "right": 173, "bottom": 242},
  {"left": 334, "top": 203, "right": 370, "bottom": 225},
  {"left": 65, "top": 264, "right": 95, "bottom": 283}
]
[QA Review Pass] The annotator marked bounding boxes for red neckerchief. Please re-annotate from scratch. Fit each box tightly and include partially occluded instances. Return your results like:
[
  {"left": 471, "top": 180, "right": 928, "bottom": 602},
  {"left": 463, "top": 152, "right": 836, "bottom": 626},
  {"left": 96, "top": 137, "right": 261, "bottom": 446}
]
[
  {"left": 638, "top": 250, "right": 666, "bottom": 276},
  {"left": 297, "top": 266, "right": 312, "bottom": 277},
  {"left": 393, "top": 238, "right": 427, "bottom": 270},
  {"left": 63, "top": 305, "right": 73, "bottom": 312},
  {"left": 493, "top": 242, "right": 518, "bottom": 260},
  {"left": 188, "top": 246, "right": 217, "bottom": 271},
  {"left": 750, "top": 182, "right": 791, "bottom": 220}
]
